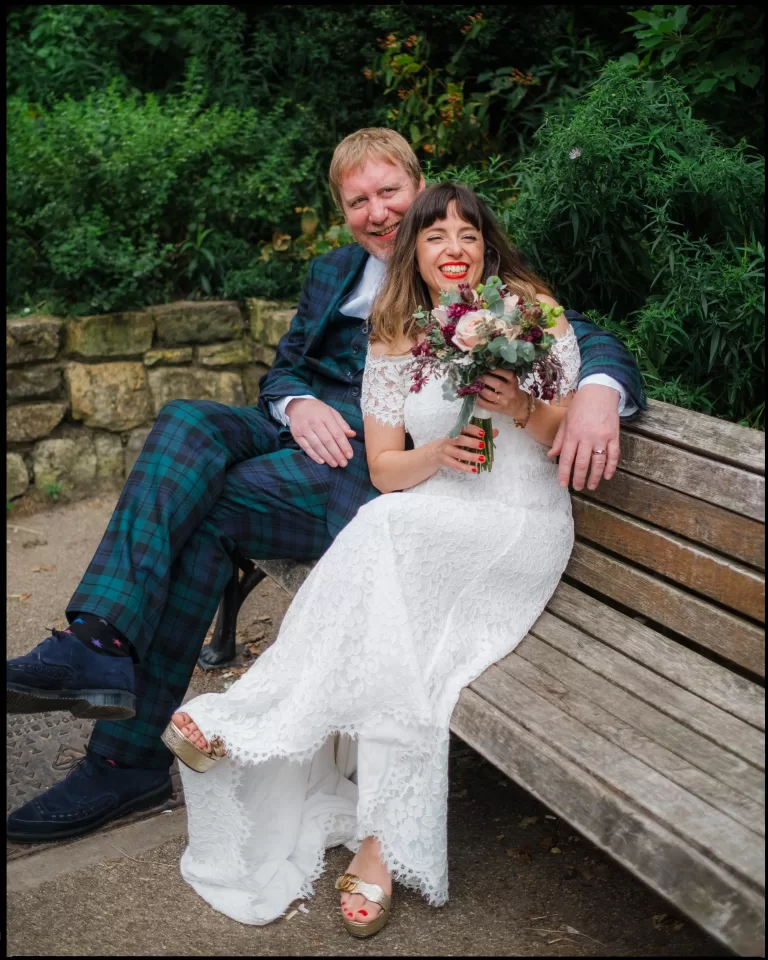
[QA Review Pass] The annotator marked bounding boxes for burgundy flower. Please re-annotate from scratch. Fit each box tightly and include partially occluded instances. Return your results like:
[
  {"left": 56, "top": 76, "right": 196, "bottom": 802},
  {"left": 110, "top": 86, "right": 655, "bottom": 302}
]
[
  {"left": 529, "top": 326, "right": 544, "bottom": 343},
  {"left": 446, "top": 301, "right": 475, "bottom": 321},
  {"left": 442, "top": 321, "right": 457, "bottom": 344},
  {"left": 457, "top": 282, "right": 475, "bottom": 304},
  {"left": 456, "top": 379, "right": 485, "bottom": 397}
]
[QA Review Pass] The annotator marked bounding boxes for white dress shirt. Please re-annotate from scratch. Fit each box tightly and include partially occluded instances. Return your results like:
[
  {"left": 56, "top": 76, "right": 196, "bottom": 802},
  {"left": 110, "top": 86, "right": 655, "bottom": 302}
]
[{"left": 269, "top": 255, "right": 634, "bottom": 425}]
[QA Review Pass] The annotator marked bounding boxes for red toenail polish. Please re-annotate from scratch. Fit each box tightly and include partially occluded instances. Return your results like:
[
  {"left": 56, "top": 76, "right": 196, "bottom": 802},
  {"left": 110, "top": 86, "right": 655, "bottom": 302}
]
[{"left": 359, "top": 910, "right": 368, "bottom": 916}]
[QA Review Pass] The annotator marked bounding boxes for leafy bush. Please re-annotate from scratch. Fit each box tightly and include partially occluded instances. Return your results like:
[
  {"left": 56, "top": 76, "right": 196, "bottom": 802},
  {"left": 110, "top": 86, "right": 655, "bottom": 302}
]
[
  {"left": 505, "top": 64, "right": 764, "bottom": 424},
  {"left": 7, "top": 68, "right": 319, "bottom": 314},
  {"left": 619, "top": 5, "right": 764, "bottom": 152}
]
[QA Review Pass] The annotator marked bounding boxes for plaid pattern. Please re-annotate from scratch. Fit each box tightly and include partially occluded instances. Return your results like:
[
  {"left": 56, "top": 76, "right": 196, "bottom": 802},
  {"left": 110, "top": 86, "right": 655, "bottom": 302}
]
[
  {"left": 79, "top": 400, "right": 337, "bottom": 767},
  {"left": 72, "top": 243, "right": 644, "bottom": 768},
  {"left": 567, "top": 313, "right": 646, "bottom": 417}
]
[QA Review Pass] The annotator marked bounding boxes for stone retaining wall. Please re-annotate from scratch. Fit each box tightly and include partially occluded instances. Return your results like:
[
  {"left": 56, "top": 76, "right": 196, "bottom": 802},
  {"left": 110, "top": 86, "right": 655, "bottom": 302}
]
[{"left": 6, "top": 299, "right": 293, "bottom": 504}]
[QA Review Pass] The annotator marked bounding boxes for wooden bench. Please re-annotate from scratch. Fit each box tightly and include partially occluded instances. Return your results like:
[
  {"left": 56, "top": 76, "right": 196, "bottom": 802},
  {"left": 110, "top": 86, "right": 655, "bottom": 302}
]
[{"left": 202, "top": 399, "right": 765, "bottom": 956}]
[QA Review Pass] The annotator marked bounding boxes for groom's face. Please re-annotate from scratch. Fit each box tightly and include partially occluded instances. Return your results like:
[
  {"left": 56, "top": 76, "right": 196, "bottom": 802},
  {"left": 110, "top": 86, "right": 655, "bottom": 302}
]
[{"left": 339, "top": 157, "right": 424, "bottom": 261}]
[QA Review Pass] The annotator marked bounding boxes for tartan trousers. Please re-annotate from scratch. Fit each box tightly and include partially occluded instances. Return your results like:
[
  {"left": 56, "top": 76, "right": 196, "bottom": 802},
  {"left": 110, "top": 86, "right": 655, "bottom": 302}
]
[{"left": 68, "top": 400, "right": 338, "bottom": 768}]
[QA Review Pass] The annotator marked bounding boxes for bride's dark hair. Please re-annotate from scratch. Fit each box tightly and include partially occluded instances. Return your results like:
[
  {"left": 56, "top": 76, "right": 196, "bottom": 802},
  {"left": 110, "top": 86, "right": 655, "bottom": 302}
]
[{"left": 369, "top": 182, "right": 553, "bottom": 348}]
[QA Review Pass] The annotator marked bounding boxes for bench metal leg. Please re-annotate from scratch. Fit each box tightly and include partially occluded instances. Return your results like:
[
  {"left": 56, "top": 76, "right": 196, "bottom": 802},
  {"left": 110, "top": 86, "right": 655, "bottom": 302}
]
[{"left": 197, "top": 556, "right": 267, "bottom": 670}]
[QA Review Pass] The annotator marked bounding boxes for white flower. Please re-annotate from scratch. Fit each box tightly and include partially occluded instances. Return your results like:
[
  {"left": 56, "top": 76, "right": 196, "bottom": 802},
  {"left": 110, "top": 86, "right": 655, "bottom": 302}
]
[
  {"left": 23, "top": 307, "right": 31, "bottom": 314},
  {"left": 431, "top": 306, "right": 449, "bottom": 327},
  {"left": 569, "top": 147, "right": 582, "bottom": 160}
]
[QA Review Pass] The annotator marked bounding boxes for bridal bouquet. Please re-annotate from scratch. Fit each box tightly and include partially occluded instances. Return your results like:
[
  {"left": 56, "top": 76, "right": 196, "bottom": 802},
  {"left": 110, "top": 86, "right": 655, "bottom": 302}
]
[{"left": 409, "top": 276, "right": 565, "bottom": 472}]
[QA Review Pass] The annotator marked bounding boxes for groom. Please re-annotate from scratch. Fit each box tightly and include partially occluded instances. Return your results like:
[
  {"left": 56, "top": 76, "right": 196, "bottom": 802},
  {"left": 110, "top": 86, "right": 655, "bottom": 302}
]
[{"left": 6, "top": 128, "right": 645, "bottom": 842}]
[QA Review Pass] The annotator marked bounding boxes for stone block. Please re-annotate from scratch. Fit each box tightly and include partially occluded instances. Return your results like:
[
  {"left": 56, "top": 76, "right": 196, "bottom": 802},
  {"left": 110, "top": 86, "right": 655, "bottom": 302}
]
[
  {"left": 6, "top": 364, "right": 63, "bottom": 402},
  {"left": 143, "top": 347, "right": 194, "bottom": 367},
  {"left": 196, "top": 341, "right": 251, "bottom": 367},
  {"left": 247, "top": 299, "right": 295, "bottom": 347},
  {"left": 66, "top": 312, "right": 154, "bottom": 358},
  {"left": 251, "top": 343, "right": 277, "bottom": 367},
  {"left": 154, "top": 301, "right": 243, "bottom": 345},
  {"left": 66, "top": 362, "right": 151, "bottom": 431},
  {"left": 242, "top": 364, "right": 270, "bottom": 406},
  {"left": 7, "top": 316, "right": 63, "bottom": 364},
  {"left": 7, "top": 402, "right": 68, "bottom": 443},
  {"left": 147, "top": 368, "right": 245, "bottom": 415},
  {"left": 124, "top": 427, "right": 153, "bottom": 476},
  {"left": 7, "top": 453, "right": 29, "bottom": 500},
  {"left": 93, "top": 432, "right": 125, "bottom": 483},
  {"left": 33, "top": 435, "right": 97, "bottom": 498}
]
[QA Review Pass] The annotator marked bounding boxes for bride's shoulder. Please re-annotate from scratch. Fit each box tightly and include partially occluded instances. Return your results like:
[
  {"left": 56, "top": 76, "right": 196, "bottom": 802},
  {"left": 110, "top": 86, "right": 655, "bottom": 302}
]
[{"left": 367, "top": 339, "right": 414, "bottom": 361}]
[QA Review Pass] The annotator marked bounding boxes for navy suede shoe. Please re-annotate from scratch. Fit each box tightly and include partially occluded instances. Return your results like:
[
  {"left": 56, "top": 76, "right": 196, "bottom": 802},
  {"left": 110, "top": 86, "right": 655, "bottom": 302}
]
[
  {"left": 7, "top": 753, "right": 173, "bottom": 842},
  {"left": 7, "top": 629, "right": 136, "bottom": 720}
]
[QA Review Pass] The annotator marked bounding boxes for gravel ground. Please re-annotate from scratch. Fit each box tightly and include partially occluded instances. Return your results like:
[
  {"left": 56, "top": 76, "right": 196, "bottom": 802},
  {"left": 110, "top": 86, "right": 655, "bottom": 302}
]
[{"left": 6, "top": 495, "right": 730, "bottom": 956}]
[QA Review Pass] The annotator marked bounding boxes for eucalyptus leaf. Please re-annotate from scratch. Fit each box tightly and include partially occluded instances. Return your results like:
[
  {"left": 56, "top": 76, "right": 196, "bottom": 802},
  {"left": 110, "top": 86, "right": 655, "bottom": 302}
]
[
  {"left": 500, "top": 340, "right": 519, "bottom": 364},
  {"left": 518, "top": 340, "right": 535, "bottom": 363}
]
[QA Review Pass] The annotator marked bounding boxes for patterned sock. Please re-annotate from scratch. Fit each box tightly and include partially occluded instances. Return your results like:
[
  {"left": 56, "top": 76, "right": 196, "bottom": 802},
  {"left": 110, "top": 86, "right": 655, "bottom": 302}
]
[{"left": 65, "top": 613, "right": 133, "bottom": 658}]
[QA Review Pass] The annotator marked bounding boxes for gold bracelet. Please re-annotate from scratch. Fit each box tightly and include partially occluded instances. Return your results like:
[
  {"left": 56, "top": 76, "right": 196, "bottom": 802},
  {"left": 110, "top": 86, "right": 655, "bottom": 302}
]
[{"left": 513, "top": 391, "right": 536, "bottom": 429}]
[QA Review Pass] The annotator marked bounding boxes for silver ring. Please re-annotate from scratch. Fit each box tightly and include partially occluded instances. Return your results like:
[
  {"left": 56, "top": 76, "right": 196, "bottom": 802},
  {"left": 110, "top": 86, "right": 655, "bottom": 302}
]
[{"left": 593, "top": 448, "right": 606, "bottom": 456}]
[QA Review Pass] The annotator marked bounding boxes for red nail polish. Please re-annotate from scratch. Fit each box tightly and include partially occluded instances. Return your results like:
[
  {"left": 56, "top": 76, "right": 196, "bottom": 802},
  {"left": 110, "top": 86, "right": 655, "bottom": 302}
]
[
  {"left": 359, "top": 910, "right": 368, "bottom": 916},
  {"left": 472, "top": 468, "right": 477, "bottom": 473},
  {"left": 479, "top": 441, "right": 484, "bottom": 449},
  {"left": 478, "top": 456, "right": 485, "bottom": 462},
  {"left": 478, "top": 429, "right": 485, "bottom": 437}
]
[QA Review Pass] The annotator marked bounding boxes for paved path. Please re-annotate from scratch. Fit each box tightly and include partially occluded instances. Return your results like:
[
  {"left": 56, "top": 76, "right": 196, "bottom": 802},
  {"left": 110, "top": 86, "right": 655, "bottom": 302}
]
[{"left": 6, "top": 497, "right": 728, "bottom": 956}]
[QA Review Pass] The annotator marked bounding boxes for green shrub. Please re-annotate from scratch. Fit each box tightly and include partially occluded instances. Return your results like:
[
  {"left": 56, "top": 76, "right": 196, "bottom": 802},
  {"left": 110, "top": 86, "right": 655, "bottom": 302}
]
[
  {"left": 619, "top": 4, "right": 763, "bottom": 153},
  {"left": 7, "top": 68, "right": 319, "bottom": 314}
]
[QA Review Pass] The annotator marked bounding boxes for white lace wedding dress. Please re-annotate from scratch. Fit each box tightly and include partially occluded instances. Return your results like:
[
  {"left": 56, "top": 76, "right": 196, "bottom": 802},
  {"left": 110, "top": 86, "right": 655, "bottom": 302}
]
[{"left": 177, "top": 328, "right": 580, "bottom": 925}]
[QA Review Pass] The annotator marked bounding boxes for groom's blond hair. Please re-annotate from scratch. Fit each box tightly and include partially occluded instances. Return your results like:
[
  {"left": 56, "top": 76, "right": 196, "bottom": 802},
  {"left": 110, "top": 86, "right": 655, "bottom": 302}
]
[{"left": 329, "top": 128, "right": 421, "bottom": 211}]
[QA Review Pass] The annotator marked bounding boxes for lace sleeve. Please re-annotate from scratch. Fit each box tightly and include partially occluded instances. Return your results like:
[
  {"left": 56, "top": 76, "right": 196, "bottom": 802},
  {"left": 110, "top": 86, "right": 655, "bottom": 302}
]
[
  {"left": 519, "top": 325, "right": 581, "bottom": 400},
  {"left": 361, "top": 348, "right": 413, "bottom": 427}
]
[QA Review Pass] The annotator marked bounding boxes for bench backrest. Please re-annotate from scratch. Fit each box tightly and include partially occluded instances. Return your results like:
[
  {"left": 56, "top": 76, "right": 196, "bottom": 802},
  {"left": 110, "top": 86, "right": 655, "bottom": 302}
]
[{"left": 566, "top": 399, "right": 765, "bottom": 680}]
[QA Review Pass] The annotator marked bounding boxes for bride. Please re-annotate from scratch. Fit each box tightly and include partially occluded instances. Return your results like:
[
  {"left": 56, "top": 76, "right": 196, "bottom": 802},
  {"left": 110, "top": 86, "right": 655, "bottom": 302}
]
[{"left": 162, "top": 183, "right": 580, "bottom": 938}]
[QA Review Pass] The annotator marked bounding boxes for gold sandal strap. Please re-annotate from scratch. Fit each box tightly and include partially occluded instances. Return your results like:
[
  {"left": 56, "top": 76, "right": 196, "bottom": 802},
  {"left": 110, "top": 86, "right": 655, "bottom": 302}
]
[{"left": 335, "top": 873, "right": 390, "bottom": 911}]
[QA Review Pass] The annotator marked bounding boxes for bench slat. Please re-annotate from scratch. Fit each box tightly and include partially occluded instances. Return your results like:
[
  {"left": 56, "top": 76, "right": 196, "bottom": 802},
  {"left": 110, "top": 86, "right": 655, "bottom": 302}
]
[
  {"left": 618, "top": 433, "right": 765, "bottom": 521},
  {"left": 579, "top": 472, "right": 765, "bottom": 570},
  {"left": 564, "top": 542, "right": 766, "bottom": 676},
  {"left": 468, "top": 667, "right": 764, "bottom": 886},
  {"left": 506, "top": 639, "right": 764, "bottom": 835},
  {"left": 547, "top": 582, "right": 765, "bottom": 726},
  {"left": 452, "top": 688, "right": 766, "bottom": 956},
  {"left": 530, "top": 612, "right": 765, "bottom": 775},
  {"left": 573, "top": 499, "right": 765, "bottom": 621},
  {"left": 625, "top": 399, "right": 765, "bottom": 476}
]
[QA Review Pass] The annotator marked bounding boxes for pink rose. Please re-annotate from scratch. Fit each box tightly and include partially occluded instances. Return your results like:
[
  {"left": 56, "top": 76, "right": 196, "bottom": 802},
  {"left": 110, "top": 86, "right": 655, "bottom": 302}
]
[
  {"left": 503, "top": 293, "right": 522, "bottom": 314},
  {"left": 431, "top": 306, "right": 450, "bottom": 327},
  {"left": 453, "top": 310, "right": 490, "bottom": 352}
]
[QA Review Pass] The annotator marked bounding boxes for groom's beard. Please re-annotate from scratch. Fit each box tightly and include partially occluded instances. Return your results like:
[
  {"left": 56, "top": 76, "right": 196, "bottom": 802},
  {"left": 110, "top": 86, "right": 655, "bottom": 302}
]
[{"left": 356, "top": 221, "right": 402, "bottom": 262}]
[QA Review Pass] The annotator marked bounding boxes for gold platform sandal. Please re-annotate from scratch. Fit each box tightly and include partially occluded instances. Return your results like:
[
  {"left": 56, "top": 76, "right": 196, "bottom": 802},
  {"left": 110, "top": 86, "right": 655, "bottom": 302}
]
[
  {"left": 160, "top": 718, "right": 227, "bottom": 773},
  {"left": 335, "top": 873, "right": 392, "bottom": 938}
]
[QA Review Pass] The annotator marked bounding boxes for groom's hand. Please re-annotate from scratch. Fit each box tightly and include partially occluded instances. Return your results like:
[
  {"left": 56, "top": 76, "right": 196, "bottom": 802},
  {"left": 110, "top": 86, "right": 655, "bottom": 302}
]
[
  {"left": 287, "top": 398, "right": 356, "bottom": 468},
  {"left": 547, "top": 384, "right": 620, "bottom": 491}
]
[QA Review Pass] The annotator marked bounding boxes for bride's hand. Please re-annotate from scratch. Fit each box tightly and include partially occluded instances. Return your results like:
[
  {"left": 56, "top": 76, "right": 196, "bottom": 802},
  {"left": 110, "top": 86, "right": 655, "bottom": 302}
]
[
  {"left": 429, "top": 424, "right": 499, "bottom": 473},
  {"left": 475, "top": 369, "right": 529, "bottom": 419}
]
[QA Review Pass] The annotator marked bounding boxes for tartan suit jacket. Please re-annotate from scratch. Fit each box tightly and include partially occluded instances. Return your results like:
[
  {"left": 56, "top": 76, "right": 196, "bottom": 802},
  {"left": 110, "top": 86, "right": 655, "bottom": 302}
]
[{"left": 257, "top": 242, "right": 646, "bottom": 535}]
